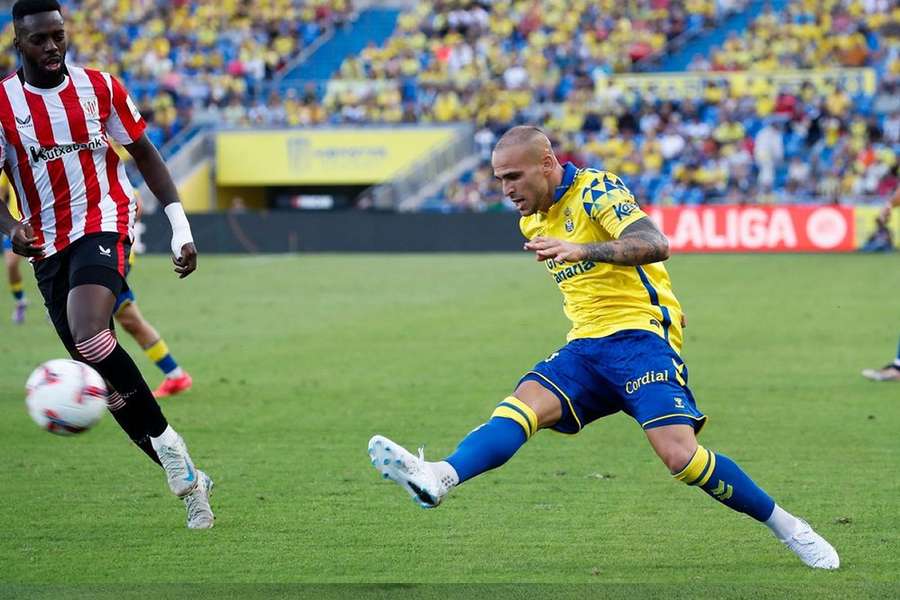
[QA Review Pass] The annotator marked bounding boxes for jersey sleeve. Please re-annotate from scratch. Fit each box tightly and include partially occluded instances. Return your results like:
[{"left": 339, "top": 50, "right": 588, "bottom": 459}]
[
  {"left": 105, "top": 75, "right": 147, "bottom": 145},
  {"left": 0, "top": 125, "right": 6, "bottom": 167},
  {"left": 588, "top": 172, "right": 646, "bottom": 238}
]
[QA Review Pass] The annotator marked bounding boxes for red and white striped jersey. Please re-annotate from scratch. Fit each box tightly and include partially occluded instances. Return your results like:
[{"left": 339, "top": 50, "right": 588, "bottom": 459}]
[{"left": 0, "top": 65, "right": 146, "bottom": 258}]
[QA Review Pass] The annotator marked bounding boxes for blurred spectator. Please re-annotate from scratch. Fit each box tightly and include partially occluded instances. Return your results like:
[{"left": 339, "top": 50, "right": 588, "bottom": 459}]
[
  {"left": 860, "top": 213, "right": 894, "bottom": 252},
  {"left": 754, "top": 120, "right": 784, "bottom": 191}
]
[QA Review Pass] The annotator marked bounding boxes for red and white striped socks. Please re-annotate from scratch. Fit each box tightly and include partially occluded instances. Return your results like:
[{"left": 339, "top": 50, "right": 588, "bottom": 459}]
[{"left": 75, "top": 329, "right": 117, "bottom": 363}]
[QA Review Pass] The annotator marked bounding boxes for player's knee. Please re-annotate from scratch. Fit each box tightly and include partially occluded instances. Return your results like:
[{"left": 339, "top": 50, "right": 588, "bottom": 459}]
[
  {"left": 491, "top": 396, "right": 539, "bottom": 440},
  {"left": 653, "top": 439, "right": 698, "bottom": 473},
  {"left": 71, "top": 322, "right": 107, "bottom": 345},
  {"left": 115, "top": 308, "right": 139, "bottom": 334},
  {"left": 512, "top": 380, "right": 562, "bottom": 429},
  {"left": 662, "top": 446, "right": 697, "bottom": 473}
]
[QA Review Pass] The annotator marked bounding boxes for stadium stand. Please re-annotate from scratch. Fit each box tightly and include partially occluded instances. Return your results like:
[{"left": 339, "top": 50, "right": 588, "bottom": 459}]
[
  {"left": 411, "top": 0, "right": 900, "bottom": 210},
  {"left": 0, "top": 0, "right": 356, "bottom": 148},
  {"left": 324, "top": 0, "right": 732, "bottom": 126},
  {"left": 0, "top": 0, "right": 893, "bottom": 209}
]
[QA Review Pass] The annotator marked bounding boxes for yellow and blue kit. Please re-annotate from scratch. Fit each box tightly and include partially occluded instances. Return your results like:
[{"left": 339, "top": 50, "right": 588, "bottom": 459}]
[
  {"left": 517, "top": 162, "right": 705, "bottom": 434},
  {"left": 444, "top": 163, "right": 776, "bottom": 525}
]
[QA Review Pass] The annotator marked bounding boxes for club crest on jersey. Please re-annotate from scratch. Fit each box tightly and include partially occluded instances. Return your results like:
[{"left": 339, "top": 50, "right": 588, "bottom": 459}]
[
  {"left": 565, "top": 218, "right": 574, "bottom": 232},
  {"left": 79, "top": 97, "right": 99, "bottom": 119}
]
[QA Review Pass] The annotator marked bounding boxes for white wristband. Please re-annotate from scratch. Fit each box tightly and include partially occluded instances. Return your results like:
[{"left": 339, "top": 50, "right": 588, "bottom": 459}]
[{"left": 164, "top": 203, "right": 194, "bottom": 257}]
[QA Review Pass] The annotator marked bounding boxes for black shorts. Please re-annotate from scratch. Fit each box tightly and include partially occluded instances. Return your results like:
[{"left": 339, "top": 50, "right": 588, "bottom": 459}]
[{"left": 33, "top": 232, "right": 131, "bottom": 353}]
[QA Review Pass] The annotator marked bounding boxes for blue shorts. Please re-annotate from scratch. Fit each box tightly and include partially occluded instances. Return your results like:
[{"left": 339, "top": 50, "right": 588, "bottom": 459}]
[
  {"left": 2, "top": 234, "right": 10, "bottom": 252},
  {"left": 519, "top": 330, "right": 707, "bottom": 435},
  {"left": 113, "top": 287, "right": 135, "bottom": 314}
]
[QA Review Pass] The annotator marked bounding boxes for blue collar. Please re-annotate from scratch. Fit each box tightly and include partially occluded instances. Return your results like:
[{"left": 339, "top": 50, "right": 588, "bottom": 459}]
[{"left": 553, "top": 162, "right": 578, "bottom": 203}]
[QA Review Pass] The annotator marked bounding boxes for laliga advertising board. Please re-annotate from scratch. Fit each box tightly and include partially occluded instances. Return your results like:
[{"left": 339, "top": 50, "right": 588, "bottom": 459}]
[{"left": 645, "top": 206, "right": 855, "bottom": 252}]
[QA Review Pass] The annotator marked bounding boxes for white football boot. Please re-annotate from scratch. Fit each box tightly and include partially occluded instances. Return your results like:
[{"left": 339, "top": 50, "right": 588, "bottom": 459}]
[
  {"left": 183, "top": 470, "right": 215, "bottom": 529},
  {"left": 861, "top": 364, "right": 900, "bottom": 382},
  {"left": 368, "top": 435, "right": 455, "bottom": 508},
  {"left": 151, "top": 427, "right": 199, "bottom": 497},
  {"left": 781, "top": 519, "right": 840, "bottom": 569}
]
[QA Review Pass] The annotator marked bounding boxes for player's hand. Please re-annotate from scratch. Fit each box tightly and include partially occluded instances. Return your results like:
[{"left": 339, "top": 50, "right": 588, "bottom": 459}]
[
  {"left": 10, "top": 223, "right": 43, "bottom": 258},
  {"left": 880, "top": 202, "right": 892, "bottom": 223},
  {"left": 524, "top": 237, "right": 586, "bottom": 262},
  {"left": 173, "top": 242, "right": 197, "bottom": 279}
]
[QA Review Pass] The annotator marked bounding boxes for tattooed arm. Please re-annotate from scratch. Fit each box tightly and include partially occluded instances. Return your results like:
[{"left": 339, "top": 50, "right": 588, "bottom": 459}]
[{"left": 523, "top": 217, "right": 670, "bottom": 266}]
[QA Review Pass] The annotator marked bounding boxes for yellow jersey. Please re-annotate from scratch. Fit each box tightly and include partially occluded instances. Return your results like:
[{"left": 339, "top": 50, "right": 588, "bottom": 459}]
[
  {"left": 520, "top": 163, "right": 684, "bottom": 353},
  {"left": 0, "top": 171, "right": 20, "bottom": 220}
]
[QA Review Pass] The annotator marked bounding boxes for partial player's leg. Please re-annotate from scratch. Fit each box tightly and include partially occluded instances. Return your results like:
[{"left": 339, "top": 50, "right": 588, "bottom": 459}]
[
  {"left": 33, "top": 249, "right": 163, "bottom": 465},
  {"left": 646, "top": 424, "right": 839, "bottom": 569},
  {"left": 861, "top": 335, "right": 900, "bottom": 381},
  {"left": 54, "top": 234, "right": 212, "bottom": 529},
  {"left": 4, "top": 241, "right": 26, "bottom": 324},
  {"left": 114, "top": 297, "right": 193, "bottom": 398},
  {"left": 67, "top": 280, "right": 213, "bottom": 529},
  {"left": 601, "top": 329, "right": 839, "bottom": 568},
  {"left": 369, "top": 379, "right": 558, "bottom": 508}
]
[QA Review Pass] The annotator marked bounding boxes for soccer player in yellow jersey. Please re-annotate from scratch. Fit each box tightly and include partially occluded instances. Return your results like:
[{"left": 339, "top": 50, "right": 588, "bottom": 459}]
[
  {"left": 369, "top": 126, "right": 839, "bottom": 569},
  {"left": 1, "top": 172, "right": 26, "bottom": 323},
  {"left": 862, "top": 185, "right": 900, "bottom": 382}
]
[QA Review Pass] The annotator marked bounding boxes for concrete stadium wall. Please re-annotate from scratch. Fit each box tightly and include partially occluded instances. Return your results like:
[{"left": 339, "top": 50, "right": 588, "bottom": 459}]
[
  {"left": 135, "top": 206, "right": 896, "bottom": 254},
  {"left": 136, "top": 212, "right": 525, "bottom": 253}
]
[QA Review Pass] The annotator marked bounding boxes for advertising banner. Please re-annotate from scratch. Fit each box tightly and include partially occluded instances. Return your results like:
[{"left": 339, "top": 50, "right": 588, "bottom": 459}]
[
  {"left": 645, "top": 206, "right": 856, "bottom": 253},
  {"left": 215, "top": 127, "right": 456, "bottom": 185},
  {"left": 595, "top": 68, "right": 877, "bottom": 100}
]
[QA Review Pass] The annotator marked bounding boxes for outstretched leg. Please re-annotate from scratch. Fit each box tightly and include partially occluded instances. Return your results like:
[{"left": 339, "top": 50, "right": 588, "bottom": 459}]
[
  {"left": 368, "top": 380, "right": 561, "bottom": 507},
  {"left": 67, "top": 281, "right": 213, "bottom": 529},
  {"left": 646, "top": 424, "right": 839, "bottom": 569}
]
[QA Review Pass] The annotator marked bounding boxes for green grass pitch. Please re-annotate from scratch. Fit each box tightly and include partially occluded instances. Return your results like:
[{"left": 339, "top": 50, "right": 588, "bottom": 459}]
[{"left": 0, "top": 253, "right": 898, "bottom": 599}]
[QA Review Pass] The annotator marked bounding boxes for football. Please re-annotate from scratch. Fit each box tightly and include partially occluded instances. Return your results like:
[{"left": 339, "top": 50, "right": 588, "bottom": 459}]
[{"left": 25, "top": 359, "right": 108, "bottom": 435}]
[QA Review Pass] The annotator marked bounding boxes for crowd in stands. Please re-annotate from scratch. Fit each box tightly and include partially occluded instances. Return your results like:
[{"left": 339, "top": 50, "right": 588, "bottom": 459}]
[
  {"left": 419, "top": 0, "right": 900, "bottom": 210},
  {"left": 0, "top": 0, "right": 356, "bottom": 148},
  {"left": 0, "top": 0, "right": 895, "bottom": 208},
  {"left": 432, "top": 76, "right": 899, "bottom": 211},
  {"left": 687, "top": 0, "right": 896, "bottom": 72},
  {"left": 327, "top": 0, "right": 733, "bottom": 125}
]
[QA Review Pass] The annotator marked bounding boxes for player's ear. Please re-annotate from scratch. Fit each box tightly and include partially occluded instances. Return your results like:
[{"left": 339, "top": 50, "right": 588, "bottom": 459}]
[{"left": 541, "top": 152, "right": 553, "bottom": 175}]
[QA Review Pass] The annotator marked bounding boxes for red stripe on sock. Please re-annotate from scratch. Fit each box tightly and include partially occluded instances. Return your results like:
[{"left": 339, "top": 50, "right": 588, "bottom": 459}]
[
  {"left": 75, "top": 329, "right": 117, "bottom": 363},
  {"left": 106, "top": 391, "right": 125, "bottom": 411}
]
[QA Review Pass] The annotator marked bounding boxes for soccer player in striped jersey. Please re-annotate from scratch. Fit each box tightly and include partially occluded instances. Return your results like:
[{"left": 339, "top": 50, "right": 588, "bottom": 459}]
[
  {"left": 862, "top": 185, "right": 900, "bottom": 382},
  {"left": 1, "top": 172, "right": 27, "bottom": 323},
  {"left": 0, "top": 0, "right": 212, "bottom": 528},
  {"left": 369, "top": 126, "right": 839, "bottom": 569}
]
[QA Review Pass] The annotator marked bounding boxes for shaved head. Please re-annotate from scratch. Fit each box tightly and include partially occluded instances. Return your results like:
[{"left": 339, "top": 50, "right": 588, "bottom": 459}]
[
  {"left": 494, "top": 126, "right": 553, "bottom": 160},
  {"left": 492, "top": 126, "right": 562, "bottom": 216}
]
